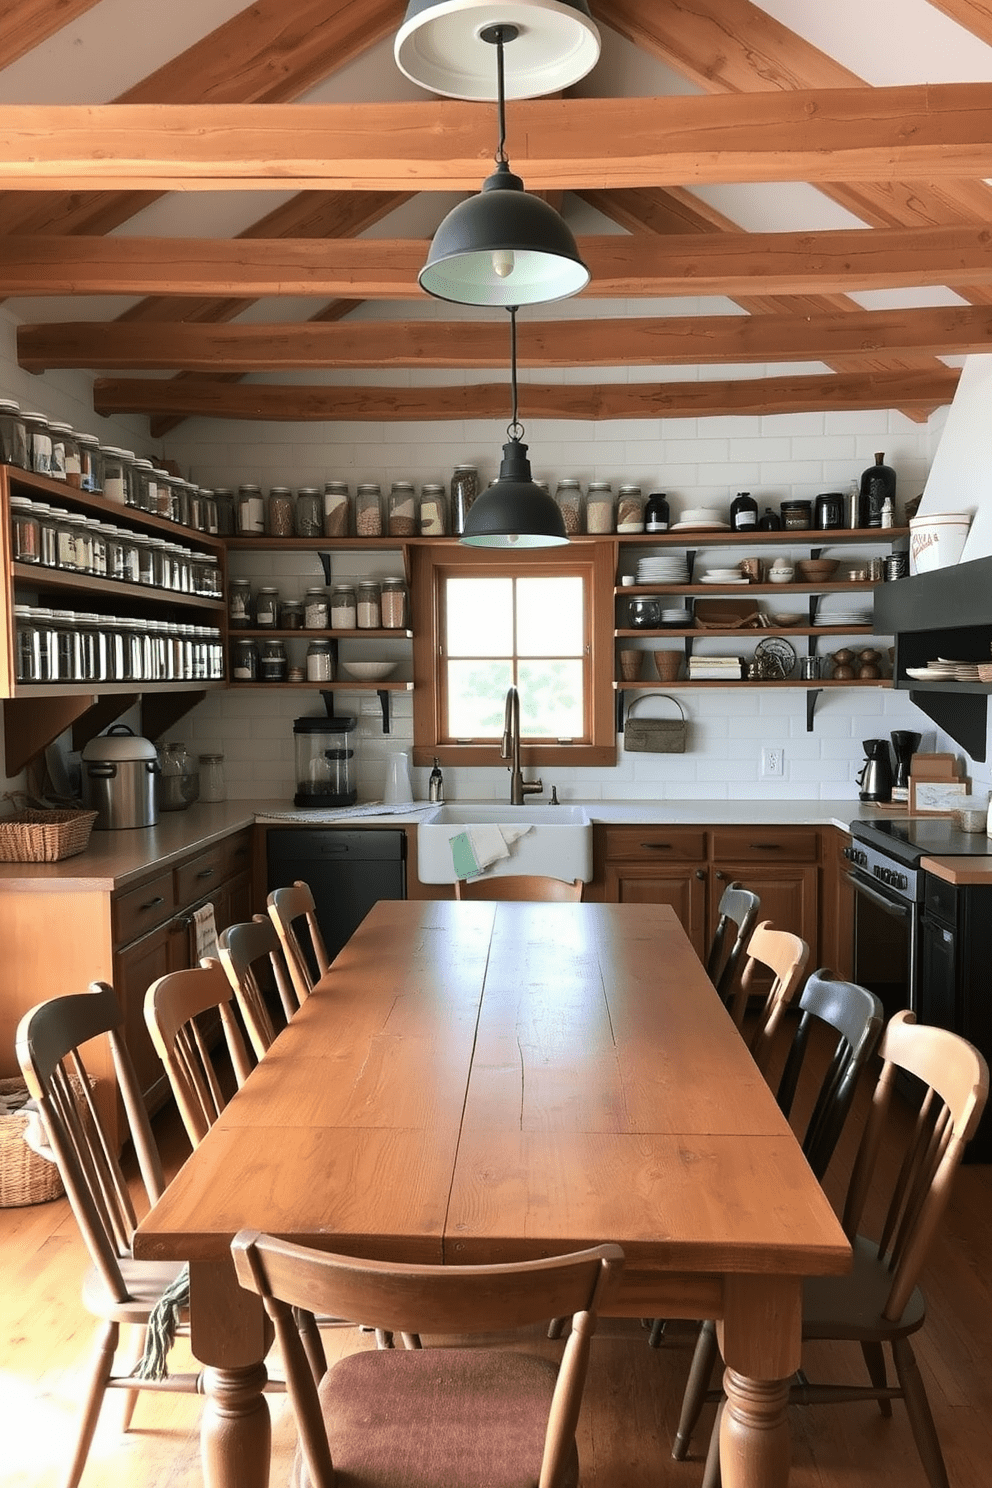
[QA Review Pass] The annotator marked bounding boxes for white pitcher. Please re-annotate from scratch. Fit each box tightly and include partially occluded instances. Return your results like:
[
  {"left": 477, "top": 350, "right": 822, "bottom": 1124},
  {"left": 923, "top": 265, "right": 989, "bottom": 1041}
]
[{"left": 383, "top": 750, "right": 414, "bottom": 805}]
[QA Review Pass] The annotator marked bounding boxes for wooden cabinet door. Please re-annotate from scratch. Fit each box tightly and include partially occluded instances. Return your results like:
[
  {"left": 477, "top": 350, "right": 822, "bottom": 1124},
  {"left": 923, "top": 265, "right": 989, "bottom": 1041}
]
[
  {"left": 114, "top": 915, "right": 189, "bottom": 1115},
  {"left": 710, "top": 863, "right": 819, "bottom": 968},
  {"left": 603, "top": 863, "right": 708, "bottom": 958}
]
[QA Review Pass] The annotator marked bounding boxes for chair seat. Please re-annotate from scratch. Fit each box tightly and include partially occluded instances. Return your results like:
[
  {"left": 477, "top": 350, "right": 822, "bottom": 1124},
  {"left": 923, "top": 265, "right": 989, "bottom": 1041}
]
[
  {"left": 802, "top": 1233, "right": 927, "bottom": 1341},
  {"left": 81, "top": 1257, "right": 189, "bottom": 1324},
  {"left": 298, "top": 1347, "right": 579, "bottom": 1488}
]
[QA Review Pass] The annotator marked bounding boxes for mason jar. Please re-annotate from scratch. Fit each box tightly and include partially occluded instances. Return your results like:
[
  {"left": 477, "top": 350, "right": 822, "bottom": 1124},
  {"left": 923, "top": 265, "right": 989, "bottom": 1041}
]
[
  {"left": 357, "top": 580, "right": 381, "bottom": 629},
  {"left": 213, "top": 487, "right": 235, "bottom": 535},
  {"left": 586, "top": 481, "right": 614, "bottom": 534},
  {"left": 236, "top": 483, "right": 265, "bottom": 535},
  {"left": 14, "top": 605, "right": 41, "bottom": 682},
  {"left": 199, "top": 753, "right": 226, "bottom": 802},
  {"left": 295, "top": 487, "right": 323, "bottom": 538},
  {"left": 32, "top": 502, "right": 57, "bottom": 567},
  {"left": 419, "top": 482, "right": 447, "bottom": 536},
  {"left": 76, "top": 434, "right": 103, "bottom": 493},
  {"left": 87, "top": 520, "right": 108, "bottom": 579},
  {"left": 279, "top": 597, "right": 303, "bottom": 630},
  {"left": 356, "top": 483, "right": 383, "bottom": 538},
  {"left": 255, "top": 586, "right": 280, "bottom": 627},
  {"left": 616, "top": 485, "right": 645, "bottom": 533},
  {"left": 388, "top": 481, "right": 418, "bottom": 537},
  {"left": 304, "top": 587, "right": 330, "bottom": 629},
  {"left": 330, "top": 584, "right": 357, "bottom": 629},
  {"left": 51, "top": 508, "right": 79, "bottom": 571},
  {"left": 10, "top": 496, "right": 41, "bottom": 563},
  {"left": 451, "top": 464, "right": 478, "bottom": 534},
  {"left": 267, "top": 486, "right": 295, "bottom": 537},
  {"left": 381, "top": 576, "right": 407, "bottom": 629},
  {"left": 232, "top": 637, "right": 259, "bottom": 681},
  {"left": 48, "top": 422, "right": 77, "bottom": 483},
  {"left": 22, "top": 413, "right": 52, "bottom": 476},
  {"left": 0, "top": 400, "right": 29, "bottom": 469},
  {"left": 323, "top": 480, "right": 350, "bottom": 537},
  {"left": 554, "top": 478, "right": 584, "bottom": 536},
  {"left": 100, "top": 446, "right": 130, "bottom": 504},
  {"left": 306, "top": 638, "right": 334, "bottom": 682},
  {"left": 259, "top": 639, "right": 288, "bottom": 682},
  {"left": 229, "top": 576, "right": 253, "bottom": 628}
]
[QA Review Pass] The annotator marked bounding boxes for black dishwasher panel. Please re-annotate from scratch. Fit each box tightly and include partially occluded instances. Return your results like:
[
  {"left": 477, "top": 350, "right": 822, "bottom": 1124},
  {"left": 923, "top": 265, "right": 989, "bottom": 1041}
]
[{"left": 266, "top": 829, "right": 406, "bottom": 969}]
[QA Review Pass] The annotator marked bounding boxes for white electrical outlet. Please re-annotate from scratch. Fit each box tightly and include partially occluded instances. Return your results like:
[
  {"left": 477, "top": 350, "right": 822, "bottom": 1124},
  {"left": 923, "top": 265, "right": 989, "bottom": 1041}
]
[{"left": 762, "top": 747, "right": 784, "bottom": 778}]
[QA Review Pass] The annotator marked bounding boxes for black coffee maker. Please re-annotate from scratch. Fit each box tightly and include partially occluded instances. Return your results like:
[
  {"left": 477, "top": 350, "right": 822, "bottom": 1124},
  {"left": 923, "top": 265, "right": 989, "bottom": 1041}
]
[
  {"left": 890, "top": 730, "right": 921, "bottom": 789},
  {"left": 858, "top": 739, "right": 893, "bottom": 802}
]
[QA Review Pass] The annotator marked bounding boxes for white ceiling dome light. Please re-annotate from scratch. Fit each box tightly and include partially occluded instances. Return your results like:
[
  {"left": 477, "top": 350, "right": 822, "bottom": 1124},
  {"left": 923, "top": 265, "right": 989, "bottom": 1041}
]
[{"left": 394, "top": 0, "right": 601, "bottom": 100}]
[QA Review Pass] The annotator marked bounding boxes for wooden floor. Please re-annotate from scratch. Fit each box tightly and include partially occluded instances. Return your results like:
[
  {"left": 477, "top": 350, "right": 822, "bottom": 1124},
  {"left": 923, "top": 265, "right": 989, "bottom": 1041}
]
[{"left": 4, "top": 1050, "right": 992, "bottom": 1488}]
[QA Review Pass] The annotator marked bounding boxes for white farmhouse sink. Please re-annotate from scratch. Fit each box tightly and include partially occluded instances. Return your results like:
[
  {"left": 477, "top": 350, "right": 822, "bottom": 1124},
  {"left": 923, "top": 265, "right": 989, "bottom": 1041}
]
[{"left": 417, "top": 802, "right": 593, "bottom": 884}]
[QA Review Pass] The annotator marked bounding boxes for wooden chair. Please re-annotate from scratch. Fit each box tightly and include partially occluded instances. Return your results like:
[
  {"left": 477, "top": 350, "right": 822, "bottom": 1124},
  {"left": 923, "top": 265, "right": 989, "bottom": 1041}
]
[
  {"left": 731, "top": 919, "right": 810, "bottom": 1075},
  {"left": 454, "top": 874, "right": 584, "bottom": 901},
  {"left": 144, "top": 960, "right": 254, "bottom": 1149},
  {"left": 670, "top": 970, "right": 885, "bottom": 1397},
  {"left": 217, "top": 914, "right": 300, "bottom": 1061},
  {"left": 705, "top": 881, "right": 761, "bottom": 1005},
  {"left": 15, "top": 981, "right": 202, "bottom": 1488},
  {"left": 267, "top": 879, "right": 332, "bottom": 1005},
  {"left": 232, "top": 1229, "right": 623, "bottom": 1488},
  {"left": 682, "top": 1010, "right": 988, "bottom": 1488}
]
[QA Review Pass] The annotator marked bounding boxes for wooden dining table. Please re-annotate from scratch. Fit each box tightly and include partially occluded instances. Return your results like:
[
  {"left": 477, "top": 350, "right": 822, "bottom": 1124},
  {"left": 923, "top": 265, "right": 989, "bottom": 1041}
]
[{"left": 135, "top": 898, "right": 850, "bottom": 1488}]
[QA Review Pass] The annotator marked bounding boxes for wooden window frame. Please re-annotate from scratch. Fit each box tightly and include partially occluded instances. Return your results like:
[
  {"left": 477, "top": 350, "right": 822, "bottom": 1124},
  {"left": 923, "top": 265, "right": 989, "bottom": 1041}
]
[{"left": 411, "top": 541, "right": 616, "bottom": 769}]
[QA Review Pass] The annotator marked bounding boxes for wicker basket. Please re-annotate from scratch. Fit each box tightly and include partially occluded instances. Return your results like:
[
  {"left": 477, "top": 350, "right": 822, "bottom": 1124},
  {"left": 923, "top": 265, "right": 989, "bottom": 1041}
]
[
  {"left": 0, "top": 1077, "right": 64, "bottom": 1207},
  {"left": 0, "top": 807, "right": 98, "bottom": 863}
]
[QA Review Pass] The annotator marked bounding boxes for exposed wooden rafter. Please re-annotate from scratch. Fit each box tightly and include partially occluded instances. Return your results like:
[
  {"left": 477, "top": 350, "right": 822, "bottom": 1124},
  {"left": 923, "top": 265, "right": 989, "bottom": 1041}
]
[
  {"left": 19, "top": 306, "right": 992, "bottom": 373},
  {"left": 92, "top": 369, "right": 959, "bottom": 423},
  {"left": 0, "top": 1, "right": 103, "bottom": 68},
  {"left": 6, "top": 224, "right": 992, "bottom": 300},
  {"left": 925, "top": 1, "right": 992, "bottom": 46},
  {"left": 0, "top": 87, "right": 990, "bottom": 192}
]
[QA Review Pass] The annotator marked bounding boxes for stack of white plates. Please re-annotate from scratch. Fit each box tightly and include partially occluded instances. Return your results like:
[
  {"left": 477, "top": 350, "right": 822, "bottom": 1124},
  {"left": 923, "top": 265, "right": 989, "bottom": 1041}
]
[
  {"left": 813, "top": 606, "right": 873, "bottom": 627},
  {"left": 637, "top": 556, "right": 689, "bottom": 584},
  {"left": 701, "top": 567, "right": 749, "bottom": 585},
  {"left": 906, "top": 660, "right": 981, "bottom": 681},
  {"left": 660, "top": 607, "right": 693, "bottom": 625}
]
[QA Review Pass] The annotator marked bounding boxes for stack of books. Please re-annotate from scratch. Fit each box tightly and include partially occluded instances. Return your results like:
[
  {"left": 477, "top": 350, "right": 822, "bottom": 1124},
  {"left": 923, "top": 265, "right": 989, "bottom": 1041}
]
[{"left": 688, "top": 656, "right": 744, "bottom": 680}]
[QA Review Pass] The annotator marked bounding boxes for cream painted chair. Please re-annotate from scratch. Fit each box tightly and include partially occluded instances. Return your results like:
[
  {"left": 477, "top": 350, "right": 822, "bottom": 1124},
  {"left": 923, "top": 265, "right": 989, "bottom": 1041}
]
[
  {"left": 267, "top": 879, "right": 332, "bottom": 1005},
  {"left": 454, "top": 874, "right": 583, "bottom": 901}
]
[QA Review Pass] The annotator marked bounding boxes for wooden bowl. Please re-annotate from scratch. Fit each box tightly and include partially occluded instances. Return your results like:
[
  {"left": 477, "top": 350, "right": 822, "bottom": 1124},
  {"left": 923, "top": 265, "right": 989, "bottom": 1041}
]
[{"left": 796, "top": 559, "right": 839, "bottom": 582}]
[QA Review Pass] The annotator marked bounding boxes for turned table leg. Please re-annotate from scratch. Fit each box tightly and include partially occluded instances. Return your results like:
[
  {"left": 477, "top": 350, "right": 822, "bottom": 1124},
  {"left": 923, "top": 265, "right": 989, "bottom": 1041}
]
[
  {"left": 719, "top": 1368, "right": 791, "bottom": 1488},
  {"left": 190, "top": 1259, "right": 273, "bottom": 1488},
  {"left": 716, "top": 1273, "right": 803, "bottom": 1488}
]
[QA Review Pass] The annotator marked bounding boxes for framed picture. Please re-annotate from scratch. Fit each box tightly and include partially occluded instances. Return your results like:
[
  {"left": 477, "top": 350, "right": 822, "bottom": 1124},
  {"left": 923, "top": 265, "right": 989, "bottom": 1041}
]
[{"left": 910, "top": 779, "right": 968, "bottom": 814}]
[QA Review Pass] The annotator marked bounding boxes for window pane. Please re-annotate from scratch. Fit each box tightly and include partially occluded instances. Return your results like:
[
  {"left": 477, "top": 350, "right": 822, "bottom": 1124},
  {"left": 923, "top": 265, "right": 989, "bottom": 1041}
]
[
  {"left": 447, "top": 659, "right": 514, "bottom": 737},
  {"left": 446, "top": 577, "right": 513, "bottom": 657},
  {"left": 517, "top": 576, "right": 584, "bottom": 656},
  {"left": 519, "top": 660, "right": 584, "bottom": 737}
]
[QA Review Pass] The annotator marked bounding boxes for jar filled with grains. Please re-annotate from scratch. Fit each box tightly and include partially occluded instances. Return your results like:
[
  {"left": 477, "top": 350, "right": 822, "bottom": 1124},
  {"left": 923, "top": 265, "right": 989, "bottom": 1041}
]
[
  {"left": 304, "top": 587, "right": 330, "bottom": 629},
  {"left": 616, "top": 484, "right": 645, "bottom": 533},
  {"left": 267, "top": 486, "right": 295, "bottom": 537},
  {"left": 306, "top": 638, "right": 334, "bottom": 682},
  {"left": 381, "top": 577, "right": 407, "bottom": 629},
  {"left": 279, "top": 598, "right": 304, "bottom": 630},
  {"left": 357, "top": 580, "right": 381, "bottom": 629},
  {"left": 255, "top": 586, "right": 279, "bottom": 627},
  {"left": 451, "top": 465, "right": 478, "bottom": 534},
  {"left": 295, "top": 487, "right": 323, "bottom": 538},
  {"left": 10, "top": 496, "right": 40, "bottom": 563},
  {"left": 356, "top": 483, "right": 383, "bottom": 538},
  {"left": 419, "top": 482, "right": 447, "bottom": 536},
  {"left": 387, "top": 481, "right": 418, "bottom": 537},
  {"left": 554, "top": 478, "right": 584, "bottom": 536},
  {"left": 323, "top": 481, "right": 350, "bottom": 537},
  {"left": 585, "top": 481, "right": 614, "bottom": 534},
  {"left": 330, "top": 584, "right": 357, "bottom": 629}
]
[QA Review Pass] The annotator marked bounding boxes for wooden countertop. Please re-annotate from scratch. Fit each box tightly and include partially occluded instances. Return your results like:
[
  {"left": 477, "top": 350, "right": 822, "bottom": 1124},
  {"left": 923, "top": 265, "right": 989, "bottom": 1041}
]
[{"left": 921, "top": 854, "right": 992, "bottom": 885}]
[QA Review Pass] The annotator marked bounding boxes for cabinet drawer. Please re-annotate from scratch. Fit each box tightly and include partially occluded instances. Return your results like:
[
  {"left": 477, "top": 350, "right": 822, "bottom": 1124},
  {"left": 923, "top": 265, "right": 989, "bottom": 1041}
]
[
  {"left": 600, "top": 826, "right": 707, "bottom": 862},
  {"left": 711, "top": 828, "right": 819, "bottom": 863},
  {"left": 113, "top": 870, "right": 177, "bottom": 944},
  {"left": 174, "top": 829, "right": 253, "bottom": 908}
]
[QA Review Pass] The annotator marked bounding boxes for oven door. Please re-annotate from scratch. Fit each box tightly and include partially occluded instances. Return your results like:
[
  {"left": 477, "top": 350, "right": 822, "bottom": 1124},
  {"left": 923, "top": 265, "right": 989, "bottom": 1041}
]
[{"left": 845, "top": 867, "right": 917, "bottom": 1017}]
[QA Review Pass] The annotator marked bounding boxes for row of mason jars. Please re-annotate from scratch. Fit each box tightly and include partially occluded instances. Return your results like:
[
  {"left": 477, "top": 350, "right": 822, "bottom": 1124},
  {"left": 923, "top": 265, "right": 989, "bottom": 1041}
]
[
  {"left": 232, "top": 637, "right": 338, "bottom": 684},
  {"left": 229, "top": 578, "right": 407, "bottom": 631},
  {"left": 10, "top": 495, "right": 222, "bottom": 598},
  {"left": 14, "top": 606, "right": 224, "bottom": 686},
  {"left": 233, "top": 475, "right": 474, "bottom": 540}
]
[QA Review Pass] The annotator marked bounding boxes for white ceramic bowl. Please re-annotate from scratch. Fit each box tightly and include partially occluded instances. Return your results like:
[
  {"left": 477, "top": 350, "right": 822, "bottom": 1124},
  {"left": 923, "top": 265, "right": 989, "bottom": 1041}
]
[
  {"left": 342, "top": 661, "right": 397, "bottom": 681},
  {"left": 681, "top": 507, "right": 722, "bottom": 525},
  {"left": 909, "top": 512, "right": 971, "bottom": 574}
]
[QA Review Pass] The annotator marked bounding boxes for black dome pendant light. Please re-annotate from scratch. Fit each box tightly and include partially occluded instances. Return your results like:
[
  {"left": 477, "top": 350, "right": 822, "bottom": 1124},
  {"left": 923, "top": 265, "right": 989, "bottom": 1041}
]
[
  {"left": 418, "top": 23, "right": 590, "bottom": 307},
  {"left": 460, "top": 306, "right": 568, "bottom": 547}
]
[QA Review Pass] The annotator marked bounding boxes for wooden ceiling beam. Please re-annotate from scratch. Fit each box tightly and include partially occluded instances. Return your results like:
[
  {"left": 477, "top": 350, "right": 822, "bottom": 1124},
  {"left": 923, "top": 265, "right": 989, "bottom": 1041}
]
[
  {"left": 0, "top": 0, "right": 403, "bottom": 236},
  {"left": 0, "top": 1, "right": 103, "bottom": 68},
  {"left": 7, "top": 224, "right": 992, "bottom": 299},
  {"left": 21, "top": 305, "right": 992, "bottom": 373},
  {"left": 0, "top": 87, "right": 991, "bottom": 191},
  {"left": 92, "top": 369, "right": 960, "bottom": 423},
  {"left": 925, "top": 2, "right": 992, "bottom": 46}
]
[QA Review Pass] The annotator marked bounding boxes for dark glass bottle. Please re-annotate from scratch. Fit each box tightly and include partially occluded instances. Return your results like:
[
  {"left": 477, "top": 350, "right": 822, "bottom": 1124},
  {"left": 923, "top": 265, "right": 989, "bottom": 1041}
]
[
  {"left": 644, "top": 491, "right": 670, "bottom": 532},
  {"left": 860, "top": 452, "right": 896, "bottom": 528},
  {"left": 758, "top": 507, "right": 781, "bottom": 531},
  {"left": 730, "top": 491, "right": 758, "bottom": 531}
]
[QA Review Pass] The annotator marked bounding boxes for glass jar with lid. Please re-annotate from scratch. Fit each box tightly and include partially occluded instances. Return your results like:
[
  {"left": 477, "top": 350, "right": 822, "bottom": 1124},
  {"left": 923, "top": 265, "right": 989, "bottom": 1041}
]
[
  {"left": 0, "top": 400, "right": 29, "bottom": 469},
  {"left": 76, "top": 434, "right": 102, "bottom": 493},
  {"left": 356, "top": 483, "right": 382, "bottom": 538},
  {"left": 279, "top": 597, "right": 303, "bottom": 630},
  {"left": 330, "top": 583, "right": 357, "bottom": 629},
  {"left": 295, "top": 487, "right": 323, "bottom": 538},
  {"left": 616, "top": 484, "right": 645, "bottom": 534},
  {"left": 451, "top": 464, "right": 478, "bottom": 534},
  {"left": 554, "top": 478, "right": 584, "bottom": 536},
  {"left": 585, "top": 481, "right": 614, "bottom": 534},
  {"left": 259, "top": 639, "right": 288, "bottom": 682},
  {"left": 135, "top": 535, "right": 155, "bottom": 586},
  {"left": 229, "top": 577, "right": 253, "bottom": 628},
  {"left": 100, "top": 446, "right": 131, "bottom": 504},
  {"left": 304, "top": 587, "right": 330, "bottom": 629},
  {"left": 48, "top": 422, "right": 77, "bottom": 482},
  {"left": 10, "top": 496, "right": 41, "bottom": 563},
  {"left": 323, "top": 481, "right": 350, "bottom": 537},
  {"left": 419, "top": 482, "right": 447, "bottom": 536},
  {"left": 387, "top": 481, "right": 418, "bottom": 537},
  {"left": 381, "top": 577, "right": 407, "bottom": 629},
  {"left": 14, "top": 605, "right": 41, "bottom": 682},
  {"left": 67, "top": 512, "right": 92, "bottom": 574},
  {"left": 212, "top": 487, "right": 235, "bottom": 535},
  {"left": 149, "top": 467, "right": 171, "bottom": 517},
  {"left": 22, "top": 413, "right": 52, "bottom": 476},
  {"left": 357, "top": 580, "right": 381, "bottom": 629},
  {"left": 232, "top": 636, "right": 259, "bottom": 681},
  {"left": 236, "top": 483, "right": 265, "bottom": 535},
  {"left": 255, "top": 586, "right": 279, "bottom": 627},
  {"left": 306, "top": 638, "right": 334, "bottom": 682},
  {"left": 50, "top": 508, "right": 78, "bottom": 571},
  {"left": 32, "top": 503, "right": 57, "bottom": 567},
  {"left": 88, "top": 519, "right": 108, "bottom": 579},
  {"left": 267, "top": 485, "right": 295, "bottom": 537},
  {"left": 131, "top": 458, "right": 155, "bottom": 511},
  {"left": 199, "top": 753, "right": 226, "bottom": 802}
]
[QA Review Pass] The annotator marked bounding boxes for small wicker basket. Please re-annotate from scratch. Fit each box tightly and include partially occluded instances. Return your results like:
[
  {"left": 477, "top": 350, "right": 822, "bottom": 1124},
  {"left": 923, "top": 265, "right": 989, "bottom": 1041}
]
[
  {"left": 0, "top": 1078, "right": 64, "bottom": 1207},
  {"left": 0, "top": 806, "right": 98, "bottom": 863}
]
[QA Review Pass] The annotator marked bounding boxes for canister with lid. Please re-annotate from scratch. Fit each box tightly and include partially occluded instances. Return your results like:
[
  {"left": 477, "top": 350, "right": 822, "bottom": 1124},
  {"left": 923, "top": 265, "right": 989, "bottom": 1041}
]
[
  {"left": 780, "top": 500, "right": 812, "bottom": 531},
  {"left": 232, "top": 637, "right": 259, "bottom": 680},
  {"left": 213, "top": 487, "right": 236, "bottom": 536},
  {"left": 236, "top": 483, "right": 265, "bottom": 535},
  {"left": 381, "top": 577, "right": 407, "bottom": 629},
  {"left": 22, "top": 413, "right": 52, "bottom": 476},
  {"left": 356, "top": 483, "right": 383, "bottom": 538},
  {"left": 152, "top": 467, "right": 173, "bottom": 518},
  {"left": 323, "top": 481, "right": 350, "bottom": 537},
  {"left": 616, "top": 485, "right": 645, "bottom": 533},
  {"left": 295, "top": 487, "right": 323, "bottom": 538},
  {"left": 255, "top": 586, "right": 280, "bottom": 627},
  {"left": 10, "top": 496, "right": 40, "bottom": 563},
  {"left": 419, "top": 482, "right": 447, "bottom": 536},
  {"left": 48, "top": 422, "right": 77, "bottom": 482},
  {"left": 0, "top": 400, "right": 29, "bottom": 469},
  {"left": 357, "top": 580, "right": 381, "bottom": 629},
  {"left": 586, "top": 482, "right": 614, "bottom": 534},
  {"left": 451, "top": 464, "right": 478, "bottom": 534},
  {"left": 814, "top": 492, "right": 844, "bottom": 530},
  {"left": 304, "top": 587, "right": 330, "bottom": 629},
  {"left": 229, "top": 577, "right": 253, "bottom": 628},
  {"left": 306, "top": 638, "right": 334, "bottom": 681},
  {"left": 293, "top": 715, "right": 357, "bottom": 808},
  {"left": 101, "top": 447, "right": 131, "bottom": 504},
  {"left": 388, "top": 481, "right": 418, "bottom": 537},
  {"left": 259, "top": 639, "right": 288, "bottom": 682},
  {"left": 266, "top": 486, "right": 294, "bottom": 536},
  {"left": 330, "top": 584, "right": 357, "bottom": 629},
  {"left": 554, "top": 479, "right": 584, "bottom": 536},
  {"left": 131, "top": 458, "right": 155, "bottom": 511},
  {"left": 279, "top": 597, "right": 303, "bottom": 629},
  {"left": 199, "top": 753, "right": 226, "bottom": 802},
  {"left": 76, "top": 434, "right": 102, "bottom": 493}
]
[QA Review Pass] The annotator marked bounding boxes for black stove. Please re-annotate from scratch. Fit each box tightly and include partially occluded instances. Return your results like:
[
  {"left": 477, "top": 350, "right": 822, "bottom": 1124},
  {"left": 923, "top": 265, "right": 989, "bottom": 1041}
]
[{"left": 848, "top": 816, "right": 992, "bottom": 905}]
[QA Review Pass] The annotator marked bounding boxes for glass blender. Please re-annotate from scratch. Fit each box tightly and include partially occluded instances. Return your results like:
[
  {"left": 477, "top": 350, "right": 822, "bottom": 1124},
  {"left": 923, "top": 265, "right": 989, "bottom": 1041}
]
[{"left": 293, "top": 715, "right": 357, "bottom": 808}]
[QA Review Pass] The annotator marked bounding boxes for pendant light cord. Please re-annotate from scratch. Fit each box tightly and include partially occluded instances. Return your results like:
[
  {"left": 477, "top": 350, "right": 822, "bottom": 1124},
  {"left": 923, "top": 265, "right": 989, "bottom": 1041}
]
[
  {"left": 507, "top": 304, "right": 523, "bottom": 441},
  {"left": 494, "top": 27, "right": 508, "bottom": 165}
]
